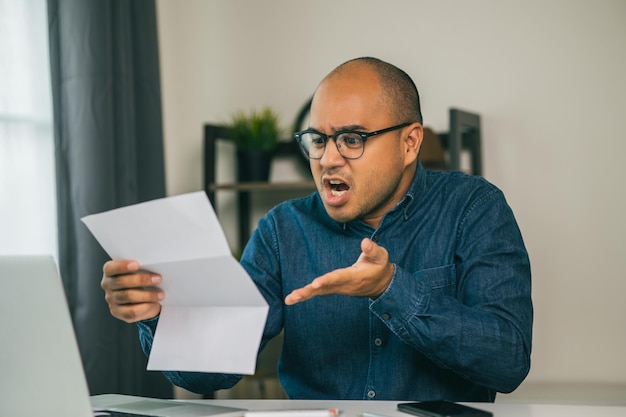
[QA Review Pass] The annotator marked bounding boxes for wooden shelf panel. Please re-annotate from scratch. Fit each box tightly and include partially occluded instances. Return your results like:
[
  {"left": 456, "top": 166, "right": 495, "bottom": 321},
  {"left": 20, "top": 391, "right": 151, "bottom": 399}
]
[{"left": 209, "top": 181, "right": 315, "bottom": 192}]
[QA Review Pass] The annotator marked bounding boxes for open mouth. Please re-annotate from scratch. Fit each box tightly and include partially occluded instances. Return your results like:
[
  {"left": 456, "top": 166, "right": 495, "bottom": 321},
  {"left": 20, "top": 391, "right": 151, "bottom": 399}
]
[{"left": 327, "top": 179, "right": 350, "bottom": 196}]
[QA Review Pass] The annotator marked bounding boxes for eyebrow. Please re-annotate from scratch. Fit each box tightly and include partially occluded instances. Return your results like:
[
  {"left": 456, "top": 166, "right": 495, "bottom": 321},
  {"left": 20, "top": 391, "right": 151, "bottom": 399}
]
[{"left": 308, "top": 124, "right": 369, "bottom": 134}]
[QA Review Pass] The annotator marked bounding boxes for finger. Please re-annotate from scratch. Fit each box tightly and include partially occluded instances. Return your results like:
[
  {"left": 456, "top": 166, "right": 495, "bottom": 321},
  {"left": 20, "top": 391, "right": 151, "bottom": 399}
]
[
  {"left": 103, "top": 271, "right": 162, "bottom": 291},
  {"left": 358, "top": 239, "right": 394, "bottom": 297},
  {"left": 101, "top": 270, "right": 161, "bottom": 295},
  {"left": 106, "top": 287, "right": 164, "bottom": 306},
  {"left": 284, "top": 290, "right": 304, "bottom": 305},
  {"left": 284, "top": 277, "right": 323, "bottom": 305},
  {"left": 359, "top": 238, "right": 383, "bottom": 263},
  {"left": 284, "top": 269, "right": 350, "bottom": 305},
  {"left": 103, "top": 259, "right": 140, "bottom": 277},
  {"left": 361, "top": 237, "right": 374, "bottom": 254},
  {"left": 285, "top": 286, "right": 317, "bottom": 305}
]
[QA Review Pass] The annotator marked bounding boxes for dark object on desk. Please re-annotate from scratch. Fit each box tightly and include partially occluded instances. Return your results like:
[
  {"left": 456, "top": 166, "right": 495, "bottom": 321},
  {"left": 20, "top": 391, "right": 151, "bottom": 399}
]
[{"left": 398, "top": 401, "right": 493, "bottom": 417}]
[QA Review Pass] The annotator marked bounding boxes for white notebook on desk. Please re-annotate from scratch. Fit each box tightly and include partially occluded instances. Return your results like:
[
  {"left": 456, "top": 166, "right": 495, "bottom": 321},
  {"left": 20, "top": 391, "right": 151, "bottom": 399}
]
[{"left": 0, "top": 255, "right": 245, "bottom": 417}]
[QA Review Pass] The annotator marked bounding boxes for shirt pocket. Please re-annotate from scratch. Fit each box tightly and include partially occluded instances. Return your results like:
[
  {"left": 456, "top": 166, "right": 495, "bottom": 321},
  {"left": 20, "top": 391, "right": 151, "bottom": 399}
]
[{"left": 412, "top": 264, "right": 456, "bottom": 297}]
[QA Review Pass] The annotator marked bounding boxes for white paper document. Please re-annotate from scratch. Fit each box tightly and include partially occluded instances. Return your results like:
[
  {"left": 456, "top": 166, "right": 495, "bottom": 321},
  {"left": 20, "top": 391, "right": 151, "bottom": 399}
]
[{"left": 81, "top": 192, "right": 269, "bottom": 374}]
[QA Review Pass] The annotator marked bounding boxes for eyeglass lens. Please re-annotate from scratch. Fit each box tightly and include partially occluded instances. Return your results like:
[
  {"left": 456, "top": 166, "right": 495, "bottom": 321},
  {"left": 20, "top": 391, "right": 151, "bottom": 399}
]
[{"left": 299, "top": 132, "right": 365, "bottom": 159}]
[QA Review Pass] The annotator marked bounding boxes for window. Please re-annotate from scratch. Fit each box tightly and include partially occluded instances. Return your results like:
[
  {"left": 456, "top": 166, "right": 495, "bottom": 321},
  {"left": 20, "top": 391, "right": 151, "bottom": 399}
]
[{"left": 0, "top": 0, "right": 57, "bottom": 258}]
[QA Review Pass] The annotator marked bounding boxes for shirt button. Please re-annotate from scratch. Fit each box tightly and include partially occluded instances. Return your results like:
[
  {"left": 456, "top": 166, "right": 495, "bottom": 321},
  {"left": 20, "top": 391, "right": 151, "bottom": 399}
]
[
  {"left": 373, "top": 234, "right": 381, "bottom": 242},
  {"left": 374, "top": 338, "right": 383, "bottom": 347},
  {"left": 367, "top": 390, "right": 376, "bottom": 399},
  {"left": 381, "top": 313, "right": 390, "bottom": 320}
]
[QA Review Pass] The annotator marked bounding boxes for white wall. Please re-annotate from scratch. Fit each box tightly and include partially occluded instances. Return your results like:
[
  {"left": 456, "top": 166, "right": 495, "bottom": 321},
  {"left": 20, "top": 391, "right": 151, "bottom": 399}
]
[{"left": 156, "top": 0, "right": 626, "bottom": 401}]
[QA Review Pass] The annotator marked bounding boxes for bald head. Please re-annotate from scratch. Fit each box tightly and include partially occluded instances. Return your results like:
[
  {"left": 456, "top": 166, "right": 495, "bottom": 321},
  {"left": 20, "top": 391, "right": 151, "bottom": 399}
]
[
  {"left": 306, "top": 57, "right": 424, "bottom": 228},
  {"left": 319, "top": 57, "right": 423, "bottom": 125}
]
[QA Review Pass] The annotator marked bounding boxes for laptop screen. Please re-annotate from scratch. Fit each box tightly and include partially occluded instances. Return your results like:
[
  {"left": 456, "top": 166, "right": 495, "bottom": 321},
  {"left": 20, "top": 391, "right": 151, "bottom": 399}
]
[{"left": 0, "top": 255, "right": 93, "bottom": 417}]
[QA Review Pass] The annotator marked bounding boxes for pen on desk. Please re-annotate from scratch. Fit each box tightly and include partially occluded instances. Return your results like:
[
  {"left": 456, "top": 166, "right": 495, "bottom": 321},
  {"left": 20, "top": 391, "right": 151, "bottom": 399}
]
[
  {"left": 358, "top": 412, "right": 392, "bottom": 417},
  {"left": 244, "top": 409, "right": 339, "bottom": 417}
]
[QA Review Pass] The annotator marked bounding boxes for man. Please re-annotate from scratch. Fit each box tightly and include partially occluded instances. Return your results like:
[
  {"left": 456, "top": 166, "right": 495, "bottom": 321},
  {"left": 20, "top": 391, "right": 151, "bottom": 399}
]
[{"left": 102, "top": 57, "right": 532, "bottom": 401}]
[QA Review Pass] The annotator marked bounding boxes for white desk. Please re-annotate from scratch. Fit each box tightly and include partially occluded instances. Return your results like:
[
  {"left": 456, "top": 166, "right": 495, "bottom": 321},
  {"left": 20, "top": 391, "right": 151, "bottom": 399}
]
[{"left": 187, "top": 399, "right": 626, "bottom": 417}]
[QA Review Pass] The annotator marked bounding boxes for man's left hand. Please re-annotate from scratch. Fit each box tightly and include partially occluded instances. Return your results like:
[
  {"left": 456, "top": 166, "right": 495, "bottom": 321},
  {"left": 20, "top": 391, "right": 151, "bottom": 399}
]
[{"left": 284, "top": 238, "right": 395, "bottom": 305}]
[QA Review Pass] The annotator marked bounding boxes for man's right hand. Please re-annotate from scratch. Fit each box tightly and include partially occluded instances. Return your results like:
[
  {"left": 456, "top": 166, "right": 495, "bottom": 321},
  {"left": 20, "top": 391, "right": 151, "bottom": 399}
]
[{"left": 101, "top": 260, "right": 164, "bottom": 323}]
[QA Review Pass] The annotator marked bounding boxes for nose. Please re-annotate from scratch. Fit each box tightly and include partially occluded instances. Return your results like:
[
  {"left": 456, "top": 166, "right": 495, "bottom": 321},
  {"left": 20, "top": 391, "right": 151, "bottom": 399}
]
[{"left": 319, "top": 138, "right": 346, "bottom": 168}]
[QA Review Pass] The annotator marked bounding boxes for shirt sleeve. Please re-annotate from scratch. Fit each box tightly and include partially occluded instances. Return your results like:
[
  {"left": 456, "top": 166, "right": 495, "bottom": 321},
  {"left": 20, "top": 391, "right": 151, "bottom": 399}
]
[{"left": 369, "top": 187, "right": 532, "bottom": 393}]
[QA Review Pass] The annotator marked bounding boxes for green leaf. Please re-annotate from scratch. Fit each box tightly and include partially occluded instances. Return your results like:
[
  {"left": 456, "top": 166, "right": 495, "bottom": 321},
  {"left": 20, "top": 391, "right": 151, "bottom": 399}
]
[{"left": 229, "top": 107, "right": 280, "bottom": 150}]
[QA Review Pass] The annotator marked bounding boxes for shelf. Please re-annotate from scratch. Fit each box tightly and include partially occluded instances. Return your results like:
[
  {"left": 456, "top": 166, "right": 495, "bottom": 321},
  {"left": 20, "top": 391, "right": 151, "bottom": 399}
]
[
  {"left": 204, "top": 123, "right": 314, "bottom": 249},
  {"left": 208, "top": 181, "right": 315, "bottom": 192}
]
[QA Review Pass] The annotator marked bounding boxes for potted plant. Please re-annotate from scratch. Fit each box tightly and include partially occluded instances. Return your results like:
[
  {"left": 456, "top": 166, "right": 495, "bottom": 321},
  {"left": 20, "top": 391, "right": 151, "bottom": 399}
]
[{"left": 229, "top": 107, "right": 281, "bottom": 182}]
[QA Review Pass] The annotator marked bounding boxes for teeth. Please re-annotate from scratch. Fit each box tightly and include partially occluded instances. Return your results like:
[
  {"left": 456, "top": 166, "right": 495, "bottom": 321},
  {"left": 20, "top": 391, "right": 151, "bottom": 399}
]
[{"left": 327, "top": 179, "right": 348, "bottom": 197}]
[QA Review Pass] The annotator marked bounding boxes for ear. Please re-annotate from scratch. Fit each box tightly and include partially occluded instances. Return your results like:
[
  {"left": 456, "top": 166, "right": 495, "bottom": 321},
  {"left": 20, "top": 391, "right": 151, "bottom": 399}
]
[{"left": 403, "top": 122, "right": 423, "bottom": 167}]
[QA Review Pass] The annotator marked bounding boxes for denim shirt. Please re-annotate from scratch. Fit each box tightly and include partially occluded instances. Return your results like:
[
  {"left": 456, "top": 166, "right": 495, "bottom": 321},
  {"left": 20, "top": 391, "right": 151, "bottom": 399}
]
[{"left": 137, "top": 164, "right": 532, "bottom": 401}]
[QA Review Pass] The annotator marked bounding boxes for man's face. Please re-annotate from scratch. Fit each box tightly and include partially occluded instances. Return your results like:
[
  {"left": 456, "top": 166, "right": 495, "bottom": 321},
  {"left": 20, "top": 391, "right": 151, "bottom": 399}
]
[{"left": 308, "top": 67, "right": 413, "bottom": 228}]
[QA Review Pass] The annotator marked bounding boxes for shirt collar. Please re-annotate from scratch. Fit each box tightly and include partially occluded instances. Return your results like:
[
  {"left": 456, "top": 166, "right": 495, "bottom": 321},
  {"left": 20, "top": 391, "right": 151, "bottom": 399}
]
[
  {"left": 401, "top": 161, "right": 426, "bottom": 220},
  {"left": 339, "top": 162, "right": 426, "bottom": 232}
]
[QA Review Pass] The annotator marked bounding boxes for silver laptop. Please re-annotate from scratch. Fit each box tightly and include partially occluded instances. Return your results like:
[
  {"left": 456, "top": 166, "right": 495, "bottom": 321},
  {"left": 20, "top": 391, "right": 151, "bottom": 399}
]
[{"left": 0, "top": 255, "right": 245, "bottom": 417}]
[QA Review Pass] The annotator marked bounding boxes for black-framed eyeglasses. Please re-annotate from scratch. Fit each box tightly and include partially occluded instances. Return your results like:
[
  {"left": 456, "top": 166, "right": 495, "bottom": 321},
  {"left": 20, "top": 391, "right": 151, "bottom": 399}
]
[{"left": 294, "top": 122, "right": 412, "bottom": 160}]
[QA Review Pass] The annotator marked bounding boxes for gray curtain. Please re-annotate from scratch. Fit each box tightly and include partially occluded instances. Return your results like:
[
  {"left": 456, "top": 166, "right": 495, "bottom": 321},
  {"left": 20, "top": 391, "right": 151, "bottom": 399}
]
[{"left": 48, "top": 0, "right": 172, "bottom": 397}]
